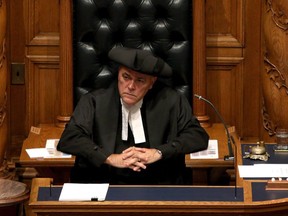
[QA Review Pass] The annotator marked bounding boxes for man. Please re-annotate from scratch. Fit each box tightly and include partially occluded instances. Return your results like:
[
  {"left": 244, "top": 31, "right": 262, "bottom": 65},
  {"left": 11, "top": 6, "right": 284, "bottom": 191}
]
[{"left": 57, "top": 47, "right": 209, "bottom": 184}]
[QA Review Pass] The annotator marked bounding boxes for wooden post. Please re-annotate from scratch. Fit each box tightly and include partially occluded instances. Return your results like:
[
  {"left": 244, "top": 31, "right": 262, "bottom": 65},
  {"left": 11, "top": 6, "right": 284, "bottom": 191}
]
[
  {"left": 56, "top": 0, "right": 73, "bottom": 127},
  {"left": 192, "top": 0, "right": 210, "bottom": 127}
]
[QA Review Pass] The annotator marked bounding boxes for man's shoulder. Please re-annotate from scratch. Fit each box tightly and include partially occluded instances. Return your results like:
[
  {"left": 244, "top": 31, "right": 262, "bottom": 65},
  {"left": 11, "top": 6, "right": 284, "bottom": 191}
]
[
  {"left": 75, "top": 83, "right": 118, "bottom": 106},
  {"left": 150, "top": 82, "right": 182, "bottom": 98},
  {"left": 147, "top": 82, "right": 192, "bottom": 108},
  {"left": 86, "top": 82, "right": 117, "bottom": 97}
]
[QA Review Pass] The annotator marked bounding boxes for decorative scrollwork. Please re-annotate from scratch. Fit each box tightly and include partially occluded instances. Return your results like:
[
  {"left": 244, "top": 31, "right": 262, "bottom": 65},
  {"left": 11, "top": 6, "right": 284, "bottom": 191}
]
[
  {"left": 0, "top": 38, "right": 5, "bottom": 69},
  {"left": 261, "top": 97, "right": 276, "bottom": 136},
  {"left": 264, "top": 55, "right": 288, "bottom": 95},
  {"left": 266, "top": 0, "right": 288, "bottom": 31},
  {"left": 0, "top": 92, "right": 7, "bottom": 127}
]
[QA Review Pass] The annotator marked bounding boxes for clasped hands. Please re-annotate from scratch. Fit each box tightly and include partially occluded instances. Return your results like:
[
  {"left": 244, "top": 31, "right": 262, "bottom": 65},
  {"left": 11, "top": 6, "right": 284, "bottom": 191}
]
[{"left": 105, "top": 146, "right": 162, "bottom": 172}]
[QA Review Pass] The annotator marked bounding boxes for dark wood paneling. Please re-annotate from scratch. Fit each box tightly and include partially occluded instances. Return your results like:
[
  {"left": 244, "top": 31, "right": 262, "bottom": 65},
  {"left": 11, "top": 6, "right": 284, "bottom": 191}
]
[
  {"left": 8, "top": 0, "right": 60, "bottom": 160},
  {"left": 206, "top": 0, "right": 245, "bottom": 136}
]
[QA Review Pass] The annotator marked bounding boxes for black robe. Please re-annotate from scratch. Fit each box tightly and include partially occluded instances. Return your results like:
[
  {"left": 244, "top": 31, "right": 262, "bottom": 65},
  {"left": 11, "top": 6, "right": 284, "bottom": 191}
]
[{"left": 57, "top": 81, "right": 209, "bottom": 184}]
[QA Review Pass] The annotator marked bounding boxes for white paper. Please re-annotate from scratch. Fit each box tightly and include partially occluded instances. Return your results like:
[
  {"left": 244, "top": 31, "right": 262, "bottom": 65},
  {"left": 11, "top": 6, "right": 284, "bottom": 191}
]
[
  {"left": 190, "top": 140, "right": 219, "bottom": 159},
  {"left": 46, "top": 139, "right": 59, "bottom": 149},
  {"left": 26, "top": 148, "right": 50, "bottom": 158},
  {"left": 25, "top": 139, "right": 71, "bottom": 158},
  {"left": 44, "top": 139, "right": 72, "bottom": 158},
  {"left": 238, "top": 164, "right": 288, "bottom": 178},
  {"left": 26, "top": 147, "right": 71, "bottom": 158},
  {"left": 59, "top": 183, "right": 109, "bottom": 201}
]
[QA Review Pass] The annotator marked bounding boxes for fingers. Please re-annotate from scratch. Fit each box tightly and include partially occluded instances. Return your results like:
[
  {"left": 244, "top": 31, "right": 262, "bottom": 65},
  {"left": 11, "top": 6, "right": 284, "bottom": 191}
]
[
  {"left": 122, "top": 147, "right": 147, "bottom": 162},
  {"left": 122, "top": 146, "right": 146, "bottom": 154},
  {"left": 106, "top": 154, "right": 146, "bottom": 171},
  {"left": 121, "top": 147, "right": 136, "bottom": 160},
  {"left": 108, "top": 147, "right": 150, "bottom": 172},
  {"left": 133, "top": 147, "right": 147, "bottom": 153},
  {"left": 125, "top": 157, "right": 147, "bottom": 171},
  {"left": 122, "top": 146, "right": 134, "bottom": 154},
  {"left": 135, "top": 160, "right": 147, "bottom": 170}
]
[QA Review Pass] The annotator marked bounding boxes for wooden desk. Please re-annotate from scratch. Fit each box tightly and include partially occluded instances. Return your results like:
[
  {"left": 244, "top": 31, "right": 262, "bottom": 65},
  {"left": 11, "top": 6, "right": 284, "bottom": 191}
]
[
  {"left": 27, "top": 178, "right": 288, "bottom": 216},
  {"left": 18, "top": 125, "right": 74, "bottom": 184},
  {"left": 236, "top": 141, "right": 288, "bottom": 188},
  {"left": 19, "top": 123, "right": 235, "bottom": 185},
  {"left": 186, "top": 123, "right": 236, "bottom": 184}
]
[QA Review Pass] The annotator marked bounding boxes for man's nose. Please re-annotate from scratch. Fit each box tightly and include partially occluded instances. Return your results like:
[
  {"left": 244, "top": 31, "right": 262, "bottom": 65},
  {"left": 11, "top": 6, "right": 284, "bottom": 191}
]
[{"left": 128, "top": 81, "right": 136, "bottom": 90}]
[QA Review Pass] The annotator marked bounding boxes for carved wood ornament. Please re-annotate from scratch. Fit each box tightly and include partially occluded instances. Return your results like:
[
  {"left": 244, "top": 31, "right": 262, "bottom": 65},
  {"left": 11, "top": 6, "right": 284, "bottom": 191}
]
[
  {"left": 0, "top": 93, "right": 6, "bottom": 127},
  {"left": 268, "top": 0, "right": 288, "bottom": 31},
  {"left": 0, "top": 0, "right": 6, "bottom": 127},
  {"left": 0, "top": 0, "right": 10, "bottom": 179},
  {"left": 0, "top": 0, "right": 4, "bottom": 70},
  {"left": 262, "top": 0, "right": 288, "bottom": 136}
]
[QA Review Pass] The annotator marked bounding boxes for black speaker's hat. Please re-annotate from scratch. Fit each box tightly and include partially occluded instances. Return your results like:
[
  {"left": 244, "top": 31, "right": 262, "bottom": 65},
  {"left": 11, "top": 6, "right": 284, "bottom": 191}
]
[{"left": 108, "top": 47, "right": 172, "bottom": 77}]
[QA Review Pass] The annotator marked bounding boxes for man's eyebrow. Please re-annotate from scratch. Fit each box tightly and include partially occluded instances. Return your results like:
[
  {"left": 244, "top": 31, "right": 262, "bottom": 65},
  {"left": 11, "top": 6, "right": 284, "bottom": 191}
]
[{"left": 122, "top": 71, "right": 130, "bottom": 76}]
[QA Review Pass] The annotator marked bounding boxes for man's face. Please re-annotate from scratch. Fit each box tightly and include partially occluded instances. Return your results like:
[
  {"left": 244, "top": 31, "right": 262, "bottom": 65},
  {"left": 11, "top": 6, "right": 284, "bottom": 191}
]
[{"left": 118, "top": 66, "right": 157, "bottom": 106}]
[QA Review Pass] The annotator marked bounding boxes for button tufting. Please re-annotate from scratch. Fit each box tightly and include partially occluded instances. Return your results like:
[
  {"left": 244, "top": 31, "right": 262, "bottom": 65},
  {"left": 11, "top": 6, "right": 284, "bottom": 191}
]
[{"left": 73, "top": 0, "right": 192, "bottom": 105}]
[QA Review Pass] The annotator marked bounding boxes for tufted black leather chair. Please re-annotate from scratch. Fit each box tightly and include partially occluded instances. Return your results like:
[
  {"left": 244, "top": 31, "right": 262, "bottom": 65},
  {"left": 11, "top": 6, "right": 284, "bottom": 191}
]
[{"left": 73, "top": 0, "right": 192, "bottom": 107}]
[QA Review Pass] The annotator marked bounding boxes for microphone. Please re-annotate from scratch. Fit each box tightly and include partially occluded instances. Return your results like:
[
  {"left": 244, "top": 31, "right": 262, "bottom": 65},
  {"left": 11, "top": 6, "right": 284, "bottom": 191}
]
[
  {"left": 195, "top": 94, "right": 238, "bottom": 199},
  {"left": 194, "top": 94, "right": 234, "bottom": 161}
]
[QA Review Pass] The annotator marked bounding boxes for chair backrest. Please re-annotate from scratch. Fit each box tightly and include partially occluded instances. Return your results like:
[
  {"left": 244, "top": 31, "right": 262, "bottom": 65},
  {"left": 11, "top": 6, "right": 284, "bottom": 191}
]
[{"left": 73, "top": 0, "right": 192, "bottom": 106}]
